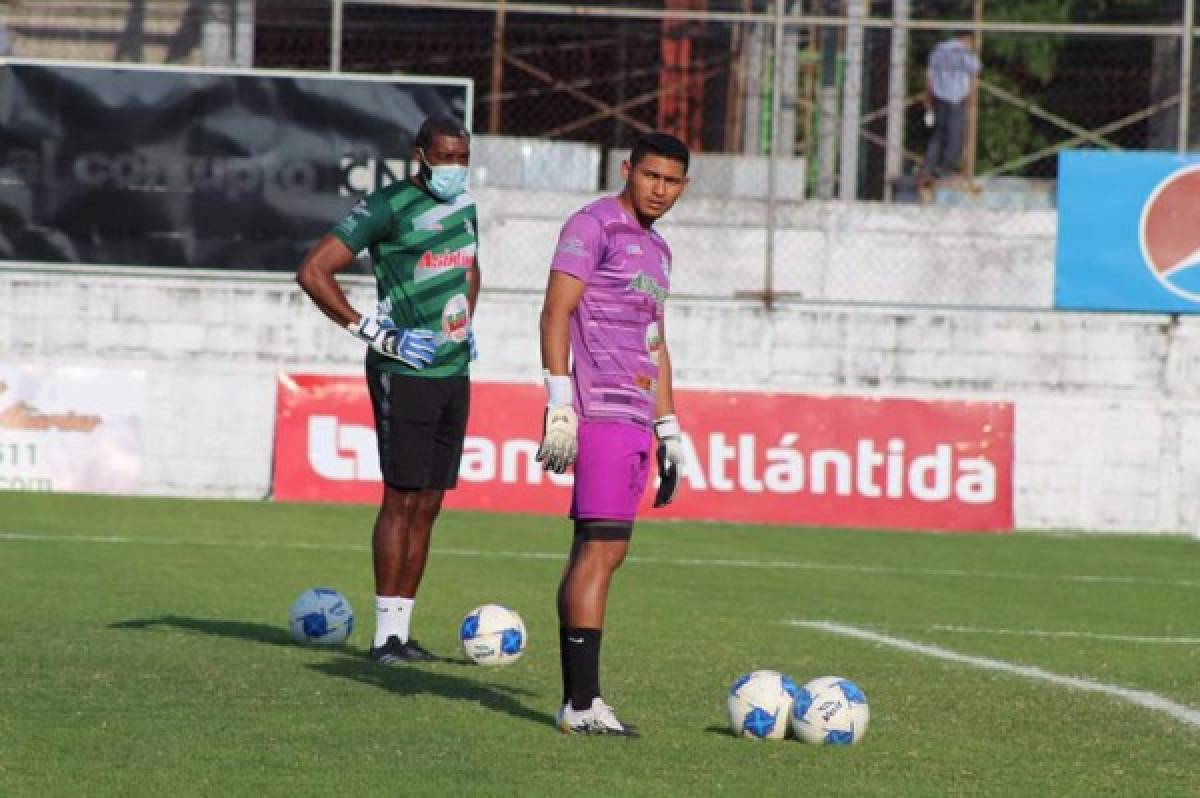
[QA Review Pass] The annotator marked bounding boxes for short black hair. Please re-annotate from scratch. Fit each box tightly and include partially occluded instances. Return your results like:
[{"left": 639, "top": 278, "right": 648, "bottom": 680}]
[
  {"left": 629, "top": 131, "right": 690, "bottom": 174},
  {"left": 415, "top": 114, "right": 469, "bottom": 150}
]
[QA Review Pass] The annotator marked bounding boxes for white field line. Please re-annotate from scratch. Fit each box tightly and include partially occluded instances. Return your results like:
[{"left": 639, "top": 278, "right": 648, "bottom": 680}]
[
  {"left": 789, "top": 620, "right": 1200, "bottom": 729},
  {"left": 930, "top": 624, "right": 1200, "bottom": 645},
  {"left": 1, "top": 531, "right": 1199, "bottom": 590}
]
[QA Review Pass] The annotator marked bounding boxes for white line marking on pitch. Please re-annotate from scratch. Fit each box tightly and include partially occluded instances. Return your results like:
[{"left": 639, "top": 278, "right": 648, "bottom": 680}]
[
  {"left": 1, "top": 531, "right": 1198, "bottom": 590},
  {"left": 930, "top": 624, "right": 1200, "bottom": 645},
  {"left": 789, "top": 620, "right": 1200, "bottom": 728}
]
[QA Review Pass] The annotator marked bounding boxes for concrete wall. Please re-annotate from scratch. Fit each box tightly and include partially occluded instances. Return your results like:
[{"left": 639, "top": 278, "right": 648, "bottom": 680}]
[
  {"left": 473, "top": 188, "right": 1055, "bottom": 308},
  {"left": 606, "top": 150, "right": 809, "bottom": 201},
  {"left": 3, "top": 263, "right": 1198, "bottom": 535},
  {"left": 470, "top": 138, "right": 809, "bottom": 202}
]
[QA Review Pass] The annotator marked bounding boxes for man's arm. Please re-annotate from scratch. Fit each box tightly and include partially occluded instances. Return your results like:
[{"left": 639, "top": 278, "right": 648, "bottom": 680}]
[
  {"left": 465, "top": 258, "right": 482, "bottom": 362},
  {"left": 295, "top": 234, "right": 361, "bottom": 327},
  {"left": 651, "top": 317, "right": 684, "bottom": 507},
  {"left": 539, "top": 271, "right": 585, "bottom": 375},
  {"left": 535, "top": 271, "right": 586, "bottom": 474},
  {"left": 537, "top": 209, "right": 601, "bottom": 473},
  {"left": 654, "top": 319, "right": 675, "bottom": 418},
  {"left": 296, "top": 232, "right": 436, "bottom": 369},
  {"left": 467, "top": 206, "right": 482, "bottom": 314},
  {"left": 467, "top": 259, "right": 481, "bottom": 315}
]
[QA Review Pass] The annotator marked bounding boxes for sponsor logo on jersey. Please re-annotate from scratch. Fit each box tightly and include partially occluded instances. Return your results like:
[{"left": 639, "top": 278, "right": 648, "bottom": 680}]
[
  {"left": 335, "top": 200, "right": 369, "bottom": 236},
  {"left": 416, "top": 249, "right": 474, "bottom": 274},
  {"left": 627, "top": 271, "right": 668, "bottom": 303},
  {"left": 442, "top": 293, "right": 471, "bottom": 344},
  {"left": 626, "top": 243, "right": 644, "bottom": 256},
  {"left": 557, "top": 236, "right": 588, "bottom": 257}
]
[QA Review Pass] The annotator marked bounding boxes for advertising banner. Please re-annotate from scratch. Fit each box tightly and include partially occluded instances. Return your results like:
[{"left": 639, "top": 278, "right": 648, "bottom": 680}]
[
  {"left": 274, "top": 375, "right": 1013, "bottom": 532},
  {"left": 1056, "top": 149, "right": 1200, "bottom": 312},
  {"left": 0, "top": 60, "right": 470, "bottom": 271},
  {"left": 0, "top": 365, "right": 145, "bottom": 494}
]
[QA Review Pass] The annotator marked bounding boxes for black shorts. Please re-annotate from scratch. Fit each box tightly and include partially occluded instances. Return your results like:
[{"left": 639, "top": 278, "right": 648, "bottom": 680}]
[{"left": 367, "top": 370, "right": 470, "bottom": 491}]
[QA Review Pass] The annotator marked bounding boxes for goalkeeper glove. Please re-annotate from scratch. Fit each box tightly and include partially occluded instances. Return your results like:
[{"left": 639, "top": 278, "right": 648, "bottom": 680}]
[
  {"left": 653, "top": 414, "right": 684, "bottom": 507},
  {"left": 347, "top": 313, "right": 436, "bottom": 370},
  {"left": 535, "top": 374, "right": 578, "bottom": 474}
]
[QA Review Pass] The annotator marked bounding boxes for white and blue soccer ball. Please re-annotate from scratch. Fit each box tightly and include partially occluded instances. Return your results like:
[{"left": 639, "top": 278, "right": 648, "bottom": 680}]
[
  {"left": 288, "top": 587, "right": 354, "bottom": 645},
  {"left": 460, "top": 604, "right": 526, "bottom": 666},
  {"left": 727, "top": 669, "right": 799, "bottom": 740},
  {"left": 791, "top": 676, "right": 870, "bottom": 745}
]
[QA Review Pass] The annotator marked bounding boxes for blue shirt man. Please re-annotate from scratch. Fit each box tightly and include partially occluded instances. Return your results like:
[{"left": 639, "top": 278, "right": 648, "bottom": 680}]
[{"left": 921, "top": 32, "right": 981, "bottom": 184}]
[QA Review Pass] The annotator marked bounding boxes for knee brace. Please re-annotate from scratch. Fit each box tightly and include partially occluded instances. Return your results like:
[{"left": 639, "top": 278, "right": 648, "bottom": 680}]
[{"left": 574, "top": 520, "right": 633, "bottom": 542}]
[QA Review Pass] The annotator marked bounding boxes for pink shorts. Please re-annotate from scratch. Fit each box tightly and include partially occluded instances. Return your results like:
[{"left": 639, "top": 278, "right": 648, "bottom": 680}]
[{"left": 570, "top": 421, "right": 652, "bottom": 521}]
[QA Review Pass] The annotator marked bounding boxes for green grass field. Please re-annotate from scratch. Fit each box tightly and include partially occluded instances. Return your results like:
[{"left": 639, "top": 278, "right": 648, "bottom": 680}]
[{"left": 1, "top": 492, "right": 1198, "bottom": 796}]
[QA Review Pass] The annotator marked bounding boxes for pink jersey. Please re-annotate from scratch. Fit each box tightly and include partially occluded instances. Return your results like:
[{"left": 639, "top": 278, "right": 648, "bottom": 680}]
[{"left": 550, "top": 196, "right": 672, "bottom": 429}]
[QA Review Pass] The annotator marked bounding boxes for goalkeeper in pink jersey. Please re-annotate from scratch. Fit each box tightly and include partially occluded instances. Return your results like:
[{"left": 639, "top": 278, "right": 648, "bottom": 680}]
[{"left": 536, "top": 132, "right": 690, "bottom": 736}]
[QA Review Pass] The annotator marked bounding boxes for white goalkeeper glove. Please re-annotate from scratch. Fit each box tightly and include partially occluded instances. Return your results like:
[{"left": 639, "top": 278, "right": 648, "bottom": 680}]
[
  {"left": 535, "top": 374, "right": 578, "bottom": 474},
  {"left": 653, "top": 414, "right": 685, "bottom": 507},
  {"left": 347, "top": 313, "right": 436, "bottom": 370}
]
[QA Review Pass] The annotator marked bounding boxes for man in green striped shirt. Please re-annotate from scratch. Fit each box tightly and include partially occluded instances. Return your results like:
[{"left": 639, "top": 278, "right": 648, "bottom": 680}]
[{"left": 296, "top": 115, "right": 480, "bottom": 664}]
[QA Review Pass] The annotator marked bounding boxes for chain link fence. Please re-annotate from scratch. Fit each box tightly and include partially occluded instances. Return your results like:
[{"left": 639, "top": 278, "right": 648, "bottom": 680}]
[{"left": 3, "top": 0, "right": 1197, "bottom": 307}]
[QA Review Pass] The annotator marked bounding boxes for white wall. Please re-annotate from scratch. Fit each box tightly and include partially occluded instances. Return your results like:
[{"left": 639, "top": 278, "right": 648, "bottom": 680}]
[
  {"left": 3, "top": 264, "right": 1198, "bottom": 535},
  {"left": 474, "top": 188, "right": 1055, "bottom": 307}
]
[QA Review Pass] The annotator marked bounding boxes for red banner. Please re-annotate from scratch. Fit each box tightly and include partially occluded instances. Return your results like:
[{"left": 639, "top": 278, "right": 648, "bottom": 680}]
[{"left": 273, "top": 375, "right": 1013, "bottom": 532}]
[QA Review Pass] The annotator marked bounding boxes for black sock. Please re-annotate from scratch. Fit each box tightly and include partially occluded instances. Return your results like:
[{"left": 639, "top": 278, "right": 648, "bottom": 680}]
[
  {"left": 558, "top": 627, "right": 571, "bottom": 704},
  {"left": 561, "top": 627, "right": 602, "bottom": 711}
]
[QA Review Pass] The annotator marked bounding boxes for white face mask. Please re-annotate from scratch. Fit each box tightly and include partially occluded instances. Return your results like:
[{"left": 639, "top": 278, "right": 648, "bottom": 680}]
[{"left": 421, "top": 152, "right": 468, "bottom": 200}]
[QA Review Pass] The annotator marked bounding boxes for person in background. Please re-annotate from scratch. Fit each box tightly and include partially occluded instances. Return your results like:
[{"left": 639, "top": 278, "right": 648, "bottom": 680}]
[{"left": 920, "top": 31, "right": 981, "bottom": 190}]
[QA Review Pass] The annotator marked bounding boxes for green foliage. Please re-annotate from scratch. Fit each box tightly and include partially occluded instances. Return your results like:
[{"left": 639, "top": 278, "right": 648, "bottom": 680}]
[
  {"left": 911, "top": 0, "right": 1179, "bottom": 175},
  {"left": 977, "top": 77, "right": 1044, "bottom": 170},
  {"left": 970, "top": 4, "right": 1066, "bottom": 173},
  {"left": 988, "top": 1, "right": 1069, "bottom": 82},
  {"left": 1070, "top": 0, "right": 1181, "bottom": 23}
]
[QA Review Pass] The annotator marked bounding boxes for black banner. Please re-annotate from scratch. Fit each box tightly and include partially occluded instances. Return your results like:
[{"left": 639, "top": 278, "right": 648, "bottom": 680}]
[{"left": 0, "top": 61, "right": 471, "bottom": 271}]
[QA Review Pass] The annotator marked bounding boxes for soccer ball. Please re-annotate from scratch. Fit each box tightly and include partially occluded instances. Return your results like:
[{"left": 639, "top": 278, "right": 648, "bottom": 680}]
[
  {"left": 288, "top": 587, "right": 354, "bottom": 645},
  {"left": 460, "top": 604, "right": 526, "bottom": 666},
  {"left": 727, "top": 670, "right": 799, "bottom": 740},
  {"left": 791, "top": 676, "right": 870, "bottom": 745}
]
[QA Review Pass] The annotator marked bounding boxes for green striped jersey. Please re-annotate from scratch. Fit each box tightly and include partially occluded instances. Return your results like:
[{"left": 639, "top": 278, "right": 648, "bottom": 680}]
[{"left": 332, "top": 180, "right": 476, "bottom": 377}]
